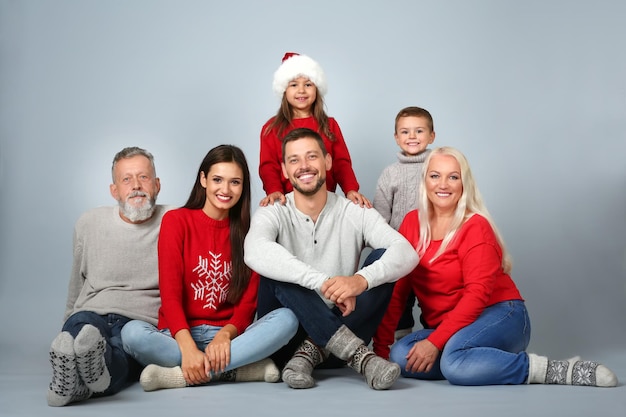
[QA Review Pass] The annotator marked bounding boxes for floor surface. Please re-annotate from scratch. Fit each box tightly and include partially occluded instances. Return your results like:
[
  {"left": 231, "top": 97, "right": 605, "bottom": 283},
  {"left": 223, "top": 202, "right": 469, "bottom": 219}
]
[{"left": 1, "top": 345, "right": 624, "bottom": 417}]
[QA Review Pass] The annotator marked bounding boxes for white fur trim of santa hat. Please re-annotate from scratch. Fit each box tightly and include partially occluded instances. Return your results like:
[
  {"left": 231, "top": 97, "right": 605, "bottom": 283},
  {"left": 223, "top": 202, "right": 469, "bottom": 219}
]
[{"left": 272, "top": 52, "right": 328, "bottom": 98}]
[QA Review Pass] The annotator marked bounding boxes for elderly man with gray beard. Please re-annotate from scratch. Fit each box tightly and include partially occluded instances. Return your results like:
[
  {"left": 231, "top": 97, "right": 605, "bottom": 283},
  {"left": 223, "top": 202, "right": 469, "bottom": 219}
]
[{"left": 47, "top": 146, "right": 172, "bottom": 406}]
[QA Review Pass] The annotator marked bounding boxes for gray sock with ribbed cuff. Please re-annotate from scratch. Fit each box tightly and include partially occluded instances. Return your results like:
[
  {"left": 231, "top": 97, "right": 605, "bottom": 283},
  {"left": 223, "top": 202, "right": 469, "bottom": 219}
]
[
  {"left": 282, "top": 338, "right": 326, "bottom": 389},
  {"left": 326, "top": 325, "right": 400, "bottom": 390}
]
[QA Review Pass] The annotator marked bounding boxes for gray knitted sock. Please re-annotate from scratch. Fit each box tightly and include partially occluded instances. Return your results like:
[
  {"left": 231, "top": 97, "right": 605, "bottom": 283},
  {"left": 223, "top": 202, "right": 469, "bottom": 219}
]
[
  {"left": 47, "top": 332, "right": 92, "bottom": 406},
  {"left": 347, "top": 344, "right": 401, "bottom": 390},
  {"left": 325, "top": 325, "right": 363, "bottom": 361},
  {"left": 74, "top": 325, "right": 111, "bottom": 393},
  {"left": 528, "top": 353, "right": 618, "bottom": 387},
  {"left": 326, "top": 325, "right": 400, "bottom": 390},
  {"left": 282, "top": 339, "right": 326, "bottom": 389},
  {"left": 140, "top": 364, "right": 188, "bottom": 392}
]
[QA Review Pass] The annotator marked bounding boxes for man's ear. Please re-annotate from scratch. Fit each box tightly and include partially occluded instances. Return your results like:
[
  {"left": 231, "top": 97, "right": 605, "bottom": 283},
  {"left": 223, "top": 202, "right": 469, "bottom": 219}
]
[
  {"left": 325, "top": 153, "right": 332, "bottom": 171},
  {"left": 110, "top": 183, "right": 119, "bottom": 201},
  {"left": 281, "top": 162, "right": 288, "bottom": 179}
]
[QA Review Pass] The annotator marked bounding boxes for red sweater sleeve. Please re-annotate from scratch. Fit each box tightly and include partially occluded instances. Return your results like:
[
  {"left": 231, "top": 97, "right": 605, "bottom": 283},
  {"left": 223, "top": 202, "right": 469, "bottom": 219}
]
[
  {"left": 259, "top": 118, "right": 287, "bottom": 195},
  {"left": 157, "top": 210, "right": 190, "bottom": 336},
  {"left": 327, "top": 118, "right": 360, "bottom": 194},
  {"left": 373, "top": 274, "right": 412, "bottom": 358}
]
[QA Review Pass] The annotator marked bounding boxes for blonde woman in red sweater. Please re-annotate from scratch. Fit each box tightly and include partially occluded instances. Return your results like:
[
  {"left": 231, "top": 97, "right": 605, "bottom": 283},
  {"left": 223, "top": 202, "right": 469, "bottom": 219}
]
[{"left": 374, "top": 146, "right": 617, "bottom": 387}]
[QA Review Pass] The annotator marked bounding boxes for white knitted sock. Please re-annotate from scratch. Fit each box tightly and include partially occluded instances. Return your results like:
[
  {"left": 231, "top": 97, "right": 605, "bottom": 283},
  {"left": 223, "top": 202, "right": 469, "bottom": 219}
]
[
  {"left": 528, "top": 353, "right": 618, "bottom": 387},
  {"left": 47, "top": 332, "right": 92, "bottom": 406},
  {"left": 140, "top": 364, "right": 188, "bottom": 392},
  {"left": 232, "top": 358, "right": 280, "bottom": 382},
  {"left": 74, "top": 325, "right": 111, "bottom": 393}
]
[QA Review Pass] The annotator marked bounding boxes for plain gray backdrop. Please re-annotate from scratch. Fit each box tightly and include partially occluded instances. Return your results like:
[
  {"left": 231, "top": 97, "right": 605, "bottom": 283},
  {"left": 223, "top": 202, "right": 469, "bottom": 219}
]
[{"left": 1, "top": 0, "right": 625, "bottom": 380}]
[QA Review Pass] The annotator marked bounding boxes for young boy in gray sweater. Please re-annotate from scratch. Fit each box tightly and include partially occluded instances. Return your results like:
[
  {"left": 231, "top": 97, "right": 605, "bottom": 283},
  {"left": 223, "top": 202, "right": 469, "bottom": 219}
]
[{"left": 373, "top": 106, "right": 436, "bottom": 338}]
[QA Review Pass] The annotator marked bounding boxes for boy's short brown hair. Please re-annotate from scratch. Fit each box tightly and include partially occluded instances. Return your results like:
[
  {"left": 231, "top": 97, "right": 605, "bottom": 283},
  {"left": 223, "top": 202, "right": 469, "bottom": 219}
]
[{"left": 395, "top": 106, "right": 434, "bottom": 132}]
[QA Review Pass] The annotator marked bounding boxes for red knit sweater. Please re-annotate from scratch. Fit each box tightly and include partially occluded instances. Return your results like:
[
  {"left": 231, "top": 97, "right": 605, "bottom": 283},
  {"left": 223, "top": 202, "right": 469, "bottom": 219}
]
[
  {"left": 157, "top": 208, "right": 259, "bottom": 337},
  {"left": 374, "top": 211, "right": 523, "bottom": 358},
  {"left": 259, "top": 116, "right": 360, "bottom": 195}
]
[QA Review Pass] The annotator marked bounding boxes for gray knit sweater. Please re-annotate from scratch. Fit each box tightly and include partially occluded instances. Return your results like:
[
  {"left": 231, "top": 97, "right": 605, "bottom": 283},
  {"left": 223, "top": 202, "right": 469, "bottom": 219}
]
[
  {"left": 244, "top": 192, "right": 419, "bottom": 307},
  {"left": 373, "top": 149, "right": 432, "bottom": 230},
  {"left": 63, "top": 205, "right": 171, "bottom": 325}
]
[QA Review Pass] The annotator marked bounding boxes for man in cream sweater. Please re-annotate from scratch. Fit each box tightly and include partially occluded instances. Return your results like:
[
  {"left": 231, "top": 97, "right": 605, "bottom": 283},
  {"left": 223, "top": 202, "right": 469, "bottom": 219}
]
[{"left": 244, "top": 128, "right": 419, "bottom": 390}]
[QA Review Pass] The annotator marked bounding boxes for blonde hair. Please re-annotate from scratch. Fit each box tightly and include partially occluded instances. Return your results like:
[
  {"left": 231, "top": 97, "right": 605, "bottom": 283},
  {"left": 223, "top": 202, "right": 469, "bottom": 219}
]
[{"left": 416, "top": 146, "right": 512, "bottom": 273}]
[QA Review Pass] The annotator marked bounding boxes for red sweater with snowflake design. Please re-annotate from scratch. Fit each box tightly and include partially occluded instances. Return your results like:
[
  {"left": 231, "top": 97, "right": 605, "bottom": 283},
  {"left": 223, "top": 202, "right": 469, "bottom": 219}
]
[{"left": 157, "top": 208, "right": 258, "bottom": 337}]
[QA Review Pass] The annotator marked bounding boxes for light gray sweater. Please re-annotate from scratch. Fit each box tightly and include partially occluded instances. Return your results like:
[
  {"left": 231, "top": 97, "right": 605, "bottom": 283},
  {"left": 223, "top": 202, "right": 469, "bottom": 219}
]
[
  {"left": 373, "top": 149, "right": 431, "bottom": 230},
  {"left": 63, "top": 205, "right": 171, "bottom": 325},
  {"left": 244, "top": 192, "right": 419, "bottom": 307}
]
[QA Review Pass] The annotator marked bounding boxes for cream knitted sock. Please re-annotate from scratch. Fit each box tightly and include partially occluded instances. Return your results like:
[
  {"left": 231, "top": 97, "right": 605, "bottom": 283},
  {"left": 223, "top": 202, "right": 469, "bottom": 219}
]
[
  {"left": 74, "top": 325, "right": 111, "bottom": 393},
  {"left": 139, "top": 364, "right": 188, "bottom": 392},
  {"left": 47, "top": 332, "right": 92, "bottom": 407},
  {"left": 527, "top": 353, "right": 618, "bottom": 387},
  {"left": 232, "top": 358, "right": 280, "bottom": 382}
]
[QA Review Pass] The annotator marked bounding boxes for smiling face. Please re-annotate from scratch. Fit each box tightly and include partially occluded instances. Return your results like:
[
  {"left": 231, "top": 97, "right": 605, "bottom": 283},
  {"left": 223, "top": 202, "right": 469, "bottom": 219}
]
[
  {"left": 110, "top": 155, "right": 160, "bottom": 223},
  {"left": 425, "top": 153, "right": 463, "bottom": 215},
  {"left": 281, "top": 136, "right": 331, "bottom": 197},
  {"left": 284, "top": 77, "right": 317, "bottom": 118},
  {"left": 395, "top": 116, "right": 435, "bottom": 156},
  {"left": 200, "top": 161, "right": 244, "bottom": 220}
]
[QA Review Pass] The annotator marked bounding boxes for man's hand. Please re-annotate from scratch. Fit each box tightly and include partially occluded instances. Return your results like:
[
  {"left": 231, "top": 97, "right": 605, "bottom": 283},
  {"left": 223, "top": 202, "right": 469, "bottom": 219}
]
[
  {"left": 259, "top": 191, "right": 286, "bottom": 206},
  {"left": 335, "top": 296, "right": 357, "bottom": 317},
  {"left": 321, "top": 274, "right": 368, "bottom": 307}
]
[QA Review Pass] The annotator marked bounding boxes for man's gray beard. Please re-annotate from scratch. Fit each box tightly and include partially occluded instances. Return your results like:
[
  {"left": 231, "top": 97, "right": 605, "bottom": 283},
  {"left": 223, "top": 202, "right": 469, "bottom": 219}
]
[
  {"left": 119, "top": 196, "right": 157, "bottom": 222},
  {"left": 292, "top": 177, "right": 325, "bottom": 197}
]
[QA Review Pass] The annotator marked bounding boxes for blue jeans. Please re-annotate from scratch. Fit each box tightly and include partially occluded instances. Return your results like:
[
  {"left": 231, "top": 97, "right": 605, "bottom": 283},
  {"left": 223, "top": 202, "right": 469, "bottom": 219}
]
[
  {"left": 389, "top": 300, "right": 531, "bottom": 385},
  {"left": 257, "top": 249, "right": 393, "bottom": 368},
  {"left": 121, "top": 307, "right": 298, "bottom": 373},
  {"left": 62, "top": 311, "right": 140, "bottom": 395}
]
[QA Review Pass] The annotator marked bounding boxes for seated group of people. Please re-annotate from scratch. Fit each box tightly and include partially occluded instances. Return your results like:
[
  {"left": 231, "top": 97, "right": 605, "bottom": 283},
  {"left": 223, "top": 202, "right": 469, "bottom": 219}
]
[{"left": 48, "top": 129, "right": 617, "bottom": 407}]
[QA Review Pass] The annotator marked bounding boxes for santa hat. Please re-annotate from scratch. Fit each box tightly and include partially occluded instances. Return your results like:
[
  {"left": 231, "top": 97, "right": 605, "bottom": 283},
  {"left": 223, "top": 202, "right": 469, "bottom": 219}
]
[{"left": 272, "top": 52, "right": 328, "bottom": 98}]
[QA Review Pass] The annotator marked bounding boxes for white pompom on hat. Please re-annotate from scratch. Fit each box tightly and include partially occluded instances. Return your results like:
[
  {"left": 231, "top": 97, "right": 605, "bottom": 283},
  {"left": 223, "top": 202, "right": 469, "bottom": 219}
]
[{"left": 272, "top": 52, "right": 328, "bottom": 98}]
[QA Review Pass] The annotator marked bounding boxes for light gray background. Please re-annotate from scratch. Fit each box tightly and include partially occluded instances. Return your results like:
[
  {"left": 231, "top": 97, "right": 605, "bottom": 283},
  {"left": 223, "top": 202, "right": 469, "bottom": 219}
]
[{"left": 0, "top": 2, "right": 625, "bottom": 414}]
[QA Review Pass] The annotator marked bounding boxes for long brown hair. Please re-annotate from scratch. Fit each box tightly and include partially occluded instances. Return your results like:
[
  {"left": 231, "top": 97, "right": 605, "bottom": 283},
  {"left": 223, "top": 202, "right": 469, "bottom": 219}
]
[
  {"left": 263, "top": 92, "right": 333, "bottom": 142},
  {"left": 183, "top": 145, "right": 252, "bottom": 303}
]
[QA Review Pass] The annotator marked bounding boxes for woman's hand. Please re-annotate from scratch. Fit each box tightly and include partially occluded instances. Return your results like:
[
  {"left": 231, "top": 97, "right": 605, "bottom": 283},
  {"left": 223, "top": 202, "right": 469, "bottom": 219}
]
[
  {"left": 405, "top": 339, "right": 439, "bottom": 374},
  {"left": 180, "top": 346, "right": 211, "bottom": 386},
  {"left": 205, "top": 326, "right": 236, "bottom": 374}
]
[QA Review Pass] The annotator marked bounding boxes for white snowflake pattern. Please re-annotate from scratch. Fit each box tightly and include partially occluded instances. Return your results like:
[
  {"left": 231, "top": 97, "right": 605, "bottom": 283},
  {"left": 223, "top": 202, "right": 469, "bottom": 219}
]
[{"left": 191, "top": 251, "right": 231, "bottom": 310}]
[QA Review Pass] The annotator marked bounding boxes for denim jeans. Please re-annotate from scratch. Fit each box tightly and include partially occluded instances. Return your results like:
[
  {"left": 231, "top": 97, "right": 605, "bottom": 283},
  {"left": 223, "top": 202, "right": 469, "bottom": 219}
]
[
  {"left": 62, "top": 311, "right": 141, "bottom": 395},
  {"left": 257, "top": 248, "right": 393, "bottom": 368},
  {"left": 121, "top": 307, "right": 298, "bottom": 374},
  {"left": 389, "top": 300, "right": 531, "bottom": 385}
]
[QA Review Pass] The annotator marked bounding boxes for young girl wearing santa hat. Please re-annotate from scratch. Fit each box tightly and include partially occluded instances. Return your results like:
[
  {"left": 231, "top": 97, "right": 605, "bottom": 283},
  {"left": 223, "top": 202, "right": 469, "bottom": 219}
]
[{"left": 258, "top": 52, "right": 370, "bottom": 208}]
